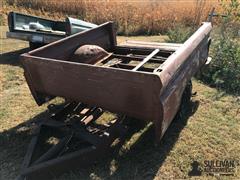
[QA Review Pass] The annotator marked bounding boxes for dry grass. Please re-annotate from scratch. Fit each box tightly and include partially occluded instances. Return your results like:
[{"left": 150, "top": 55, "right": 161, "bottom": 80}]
[
  {"left": 2, "top": 0, "right": 220, "bottom": 35},
  {"left": 0, "top": 25, "right": 240, "bottom": 179}
]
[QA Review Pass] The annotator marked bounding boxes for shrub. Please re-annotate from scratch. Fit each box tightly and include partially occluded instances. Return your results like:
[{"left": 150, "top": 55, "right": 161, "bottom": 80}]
[
  {"left": 201, "top": 0, "right": 240, "bottom": 95},
  {"left": 166, "top": 24, "right": 194, "bottom": 43}
]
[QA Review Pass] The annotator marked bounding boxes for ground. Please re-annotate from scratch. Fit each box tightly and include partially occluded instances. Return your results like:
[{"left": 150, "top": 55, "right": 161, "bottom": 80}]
[{"left": 0, "top": 26, "right": 240, "bottom": 180}]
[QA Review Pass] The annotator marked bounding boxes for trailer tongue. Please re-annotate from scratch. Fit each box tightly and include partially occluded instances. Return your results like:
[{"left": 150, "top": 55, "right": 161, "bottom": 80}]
[
  {"left": 18, "top": 102, "right": 128, "bottom": 180},
  {"left": 19, "top": 21, "right": 212, "bottom": 179}
]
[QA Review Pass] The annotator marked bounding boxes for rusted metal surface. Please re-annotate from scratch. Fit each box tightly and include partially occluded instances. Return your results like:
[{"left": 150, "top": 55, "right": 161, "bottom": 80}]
[
  {"left": 132, "top": 49, "right": 160, "bottom": 71},
  {"left": 21, "top": 21, "right": 212, "bottom": 145},
  {"left": 72, "top": 44, "right": 110, "bottom": 64},
  {"left": 18, "top": 103, "right": 127, "bottom": 179}
]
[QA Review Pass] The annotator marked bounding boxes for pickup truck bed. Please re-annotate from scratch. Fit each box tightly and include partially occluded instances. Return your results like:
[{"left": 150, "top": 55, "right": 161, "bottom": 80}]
[
  {"left": 21, "top": 21, "right": 212, "bottom": 143},
  {"left": 18, "top": 21, "right": 212, "bottom": 179}
]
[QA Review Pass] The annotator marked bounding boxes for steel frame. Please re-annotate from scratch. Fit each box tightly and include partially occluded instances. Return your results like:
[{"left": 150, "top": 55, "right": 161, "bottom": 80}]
[{"left": 18, "top": 102, "right": 127, "bottom": 180}]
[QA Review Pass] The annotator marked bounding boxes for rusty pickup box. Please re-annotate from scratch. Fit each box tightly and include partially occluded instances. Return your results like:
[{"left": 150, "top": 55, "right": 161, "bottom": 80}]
[
  {"left": 21, "top": 21, "right": 212, "bottom": 143},
  {"left": 18, "top": 21, "right": 212, "bottom": 178}
]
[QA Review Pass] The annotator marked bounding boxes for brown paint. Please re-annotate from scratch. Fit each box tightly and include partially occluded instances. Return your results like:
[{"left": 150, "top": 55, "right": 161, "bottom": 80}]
[{"left": 21, "top": 21, "right": 212, "bottom": 143}]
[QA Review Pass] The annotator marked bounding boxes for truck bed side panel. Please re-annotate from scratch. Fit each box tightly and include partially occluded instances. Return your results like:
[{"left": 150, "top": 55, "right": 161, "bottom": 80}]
[{"left": 21, "top": 55, "right": 162, "bottom": 121}]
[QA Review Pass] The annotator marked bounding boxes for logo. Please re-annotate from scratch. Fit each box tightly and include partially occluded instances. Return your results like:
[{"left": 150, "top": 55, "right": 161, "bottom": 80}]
[
  {"left": 189, "top": 159, "right": 240, "bottom": 176},
  {"left": 188, "top": 161, "right": 202, "bottom": 176}
]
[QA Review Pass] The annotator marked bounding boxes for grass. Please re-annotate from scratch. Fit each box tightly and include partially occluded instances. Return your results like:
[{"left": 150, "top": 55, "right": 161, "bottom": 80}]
[{"left": 0, "top": 24, "right": 240, "bottom": 180}]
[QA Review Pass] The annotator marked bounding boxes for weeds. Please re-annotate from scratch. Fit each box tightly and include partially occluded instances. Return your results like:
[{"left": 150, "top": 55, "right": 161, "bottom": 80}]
[
  {"left": 0, "top": 16, "right": 3, "bottom": 26},
  {"left": 5, "top": 0, "right": 216, "bottom": 35},
  {"left": 201, "top": 0, "right": 240, "bottom": 95},
  {"left": 166, "top": 24, "right": 194, "bottom": 43}
]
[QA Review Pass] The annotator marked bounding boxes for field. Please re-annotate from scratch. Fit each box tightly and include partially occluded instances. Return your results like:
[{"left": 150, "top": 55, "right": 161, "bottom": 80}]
[
  {"left": 1, "top": 0, "right": 220, "bottom": 35},
  {"left": 1, "top": 0, "right": 240, "bottom": 179},
  {"left": 0, "top": 24, "right": 240, "bottom": 179}
]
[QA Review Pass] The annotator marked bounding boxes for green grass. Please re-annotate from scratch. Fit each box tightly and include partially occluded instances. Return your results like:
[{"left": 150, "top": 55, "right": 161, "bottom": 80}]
[{"left": 0, "top": 26, "right": 240, "bottom": 180}]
